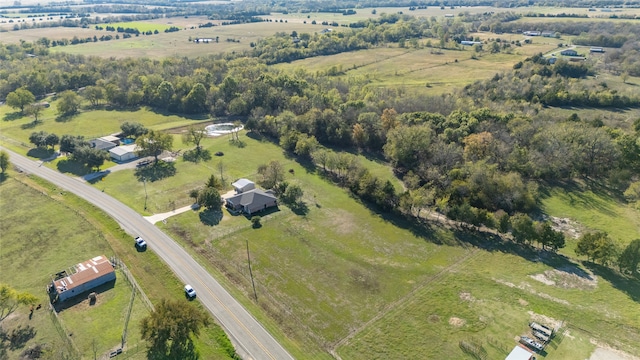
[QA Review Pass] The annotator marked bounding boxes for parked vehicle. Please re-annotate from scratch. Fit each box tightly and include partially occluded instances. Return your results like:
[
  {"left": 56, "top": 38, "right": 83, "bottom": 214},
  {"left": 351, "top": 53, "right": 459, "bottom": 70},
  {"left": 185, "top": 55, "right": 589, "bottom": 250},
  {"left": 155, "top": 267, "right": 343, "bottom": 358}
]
[
  {"left": 134, "top": 236, "right": 147, "bottom": 249},
  {"left": 184, "top": 284, "right": 196, "bottom": 299}
]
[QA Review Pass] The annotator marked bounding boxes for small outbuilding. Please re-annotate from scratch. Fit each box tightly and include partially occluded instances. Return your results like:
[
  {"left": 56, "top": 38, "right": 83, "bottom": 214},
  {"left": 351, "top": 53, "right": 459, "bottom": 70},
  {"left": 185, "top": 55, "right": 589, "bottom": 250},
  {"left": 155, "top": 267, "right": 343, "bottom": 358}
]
[
  {"left": 505, "top": 345, "right": 535, "bottom": 360},
  {"left": 560, "top": 49, "right": 578, "bottom": 56},
  {"left": 109, "top": 144, "right": 138, "bottom": 162},
  {"left": 51, "top": 255, "right": 115, "bottom": 302},
  {"left": 225, "top": 189, "right": 277, "bottom": 215},
  {"left": 90, "top": 138, "right": 118, "bottom": 151},
  {"left": 232, "top": 178, "right": 256, "bottom": 193}
]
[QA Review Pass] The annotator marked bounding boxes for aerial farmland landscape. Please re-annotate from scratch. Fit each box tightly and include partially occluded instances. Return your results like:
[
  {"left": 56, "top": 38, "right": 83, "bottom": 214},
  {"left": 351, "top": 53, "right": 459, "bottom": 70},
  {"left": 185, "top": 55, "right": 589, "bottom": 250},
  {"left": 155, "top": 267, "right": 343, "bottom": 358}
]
[{"left": 0, "top": 0, "right": 639, "bottom": 359}]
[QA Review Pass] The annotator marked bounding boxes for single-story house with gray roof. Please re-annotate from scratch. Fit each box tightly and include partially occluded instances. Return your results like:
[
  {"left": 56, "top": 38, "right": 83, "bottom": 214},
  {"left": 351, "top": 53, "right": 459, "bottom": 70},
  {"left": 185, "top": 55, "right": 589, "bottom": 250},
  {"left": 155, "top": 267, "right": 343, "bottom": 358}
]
[{"left": 225, "top": 189, "right": 277, "bottom": 215}]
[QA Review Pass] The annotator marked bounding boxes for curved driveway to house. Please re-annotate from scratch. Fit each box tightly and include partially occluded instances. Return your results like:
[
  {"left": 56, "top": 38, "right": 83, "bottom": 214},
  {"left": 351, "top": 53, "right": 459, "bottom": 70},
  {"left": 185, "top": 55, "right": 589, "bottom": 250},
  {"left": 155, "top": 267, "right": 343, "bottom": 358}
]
[{"left": 1, "top": 147, "right": 294, "bottom": 360}]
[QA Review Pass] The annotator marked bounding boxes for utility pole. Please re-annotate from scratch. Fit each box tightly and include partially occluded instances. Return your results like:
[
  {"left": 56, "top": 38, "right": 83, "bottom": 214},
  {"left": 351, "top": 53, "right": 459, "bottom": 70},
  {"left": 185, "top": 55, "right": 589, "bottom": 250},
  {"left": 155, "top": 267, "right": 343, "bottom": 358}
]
[
  {"left": 246, "top": 238, "right": 258, "bottom": 301},
  {"left": 143, "top": 177, "right": 148, "bottom": 210}
]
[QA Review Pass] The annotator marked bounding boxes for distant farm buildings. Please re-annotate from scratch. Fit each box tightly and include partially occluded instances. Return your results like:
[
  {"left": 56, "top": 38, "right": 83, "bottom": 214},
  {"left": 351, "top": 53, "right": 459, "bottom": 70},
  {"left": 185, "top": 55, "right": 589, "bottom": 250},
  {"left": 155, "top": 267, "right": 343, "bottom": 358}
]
[
  {"left": 522, "top": 31, "right": 541, "bottom": 36},
  {"left": 590, "top": 47, "right": 605, "bottom": 53},
  {"left": 560, "top": 49, "right": 578, "bottom": 56},
  {"left": 193, "top": 38, "right": 214, "bottom": 43},
  {"left": 460, "top": 40, "right": 482, "bottom": 46},
  {"left": 50, "top": 255, "right": 115, "bottom": 302}
]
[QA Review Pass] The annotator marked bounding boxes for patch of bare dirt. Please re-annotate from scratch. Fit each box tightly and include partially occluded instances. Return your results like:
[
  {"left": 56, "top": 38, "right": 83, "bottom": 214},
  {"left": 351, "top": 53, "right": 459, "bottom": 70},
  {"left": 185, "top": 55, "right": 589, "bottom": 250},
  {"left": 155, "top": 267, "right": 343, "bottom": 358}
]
[
  {"left": 529, "top": 267, "right": 597, "bottom": 290},
  {"left": 449, "top": 317, "right": 466, "bottom": 327},
  {"left": 527, "top": 311, "right": 562, "bottom": 330},
  {"left": 459, "top": 292, "right": 474, "bottom": 301},
  {"left": 547, "top": 216, "right": 584, "bottom": 239},
  {"left": 494, "top": 278, "right": 570, "bottom": 305},
  {"left": 518, "top": 298, "right": 529, "bottom": 306},
  {"left": 428, "top": 314, "right": 440, "bottom": 323},
  {"left": 589, "top": 345, "right": 640, "bottom": 360}
]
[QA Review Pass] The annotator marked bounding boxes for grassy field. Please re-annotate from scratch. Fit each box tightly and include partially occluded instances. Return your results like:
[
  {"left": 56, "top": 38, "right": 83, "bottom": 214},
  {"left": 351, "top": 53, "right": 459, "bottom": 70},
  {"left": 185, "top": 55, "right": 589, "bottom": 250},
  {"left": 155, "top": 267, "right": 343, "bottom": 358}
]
[
  {"left": 273, "top": 41, "right": 559, "bottom": 95},
  {"left": 103, "top": 21, "right": 174, "bottom": 32},
  {"left": 0, "top": 172, "right": 237, "bottom": 359},
  {"left": 72, "top": 129, "right": 639, "bottom": 359},
  {"left": 541, "top": 184, "right": 640, "bottom": 247},
  {"left": 46, "top": 19, "right": 326, "bottom": 59},
  {"left": 339, "top": 246, "right": 640, "bottom": 359}
]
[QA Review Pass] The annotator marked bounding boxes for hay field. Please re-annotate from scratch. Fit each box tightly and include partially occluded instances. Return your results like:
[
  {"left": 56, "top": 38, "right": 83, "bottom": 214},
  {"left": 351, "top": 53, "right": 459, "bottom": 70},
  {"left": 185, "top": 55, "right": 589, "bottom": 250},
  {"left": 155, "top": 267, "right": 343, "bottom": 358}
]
[{"left": 46, "top": 20, "right": 330, "bottom": 58}]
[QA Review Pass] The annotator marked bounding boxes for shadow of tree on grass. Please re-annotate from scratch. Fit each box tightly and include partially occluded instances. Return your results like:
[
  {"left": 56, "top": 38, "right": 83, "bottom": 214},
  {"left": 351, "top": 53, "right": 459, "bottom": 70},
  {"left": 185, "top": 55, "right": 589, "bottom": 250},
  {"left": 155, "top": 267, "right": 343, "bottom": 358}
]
[
  {"left": 135, "top": 161, "right": 176, "bottom": 182},
  {"left": 583, "top": 262, "right": 640, "bottom": 303},
  {"left": 5, "top": 325, "right": 37, "bottom": 350},
  {"left": 26, "top": 148, "right": 54, "bottom": 160},
  {"left": 20, "top": 120, "right": 41, "bottom": 130},
  {"left": 183, "top": 149, "right": 212, "bottom": 163},
  {"left": 56, "top": 158, "right": 90, "bottom": 176},
  {"left": 199, "top": 209, "right": 223, "bottom": 226},
  {"left": 3, "top": 111, "right": 23, "bottom": 121}
]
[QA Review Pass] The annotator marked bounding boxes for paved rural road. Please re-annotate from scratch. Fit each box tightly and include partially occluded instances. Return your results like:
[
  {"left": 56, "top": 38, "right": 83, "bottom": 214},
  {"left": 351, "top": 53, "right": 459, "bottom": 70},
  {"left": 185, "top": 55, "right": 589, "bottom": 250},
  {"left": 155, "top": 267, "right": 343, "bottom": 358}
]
[{"left": 1, "top": 147, "right": 294, "bottom": 360}]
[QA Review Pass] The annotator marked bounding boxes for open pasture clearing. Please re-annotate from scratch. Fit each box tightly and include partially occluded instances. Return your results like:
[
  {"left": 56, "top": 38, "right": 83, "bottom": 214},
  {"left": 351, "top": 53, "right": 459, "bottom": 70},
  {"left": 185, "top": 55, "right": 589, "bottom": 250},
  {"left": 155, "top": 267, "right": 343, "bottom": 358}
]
[
  {"left": 0, "top": 26, "right": 106, "bottom": 44},
  {"left": 265, "top": 6, "right": 513, "bottom": 24},
  {"left": 541, "top": 184, "right": 640, "bottom": 247},
  {"left": 274, "top": 44, "right": 556, "bottom": 95},
  {"left": 48, "top": 20, "right": 328, "bottom": 58},
  {"left": 0, "top": 102, "right": 204, "bottom": 151},
  {"left": 0, "top": 174, "right": 146, "bottom": 359},
  {"left": 0, "top": 170, "right": 237, "bottom": 359},
  {"left": 102, "top": 21, "right": 173, "bottom": 32},
  {"left": 515, "top": 6, "right": 640, "bottom": 18},
  {"left": 338, "top": 247, "right": 640, "bottom": 359}
]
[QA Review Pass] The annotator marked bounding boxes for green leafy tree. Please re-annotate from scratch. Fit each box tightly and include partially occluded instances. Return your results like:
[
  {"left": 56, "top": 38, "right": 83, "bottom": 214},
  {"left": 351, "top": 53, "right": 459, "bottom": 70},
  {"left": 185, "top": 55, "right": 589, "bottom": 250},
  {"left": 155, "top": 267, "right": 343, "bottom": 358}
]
[
  {"left": 140, "top": 299, "right": 209, "bottom": 360},
  {"left": 29, "top": 131, "right": 48, "bottom": 148},
  {"left": 197, "top": 187, "right": 222, "bottom": 211},
  {"left": 182, "top": 83, "right": 207, "bottom": 114},
  {"left": 576, "top": 232, "right": 618, "bottom": 265},
  {"left": 155, "top": 81, "right": 175, "bottom": 109},
  {"left": 281, "top": 183, "right": 304, "bottom": 205},
  {"left": 72, "top": 146, "right": 109, "bottom": 171},
  {"left": 204, "top": 174, "right": 223, "bottom": 190},
  {"left": 294, "top": 134, "right": 319, "bottom": 159},
  {"left": 496, "top": 210, "right": 511, "bottom": 234},
  {"left": 120, "top": 122, "right": 148, "bottom": 139},
  {"left": 84, "top": 85, "right": 104, "bottom": 107},
  {"left": 511, "top": 213, "right": 537, "bottom": 244},
  {"left": 24, "top": 103, "right": 44, "bottom": 123},
  {"left": 45, "top": 133, "right": 59, "bottom": 150},
  {"left": 383, "top": 124, "right": 433, "bottom": 169},
  {"left": 0, "top": 284, "right": 38, "bottom": 323},
  {"left": 56, "top": 90, "right": 81, "bottom": 116},
  {"left": 257, "top": 160, "right": 285, "bottom": 189},
  {"left": 182, "top": 126, "right": 206, "bottom": 154},
  {"left": 624, "top": 181, "right": 640, "bottom": 203},
  {"left": 59, "top": 135, "right": 87, "bottom": 154},
  {"left": 6, "top": 88, "right": 35, "bottom": 113},
  {"left": 537, "top": 222, "right": 565, "bottom": 251},
  {"left": 136, "top": 130, "right": 173, "bottom": 163},
  {"left": 618, "top": 239, "right": 640, "bottom": 275},
  {"left": 0, "top": 151, "right": 9, "bottom": 174}
]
